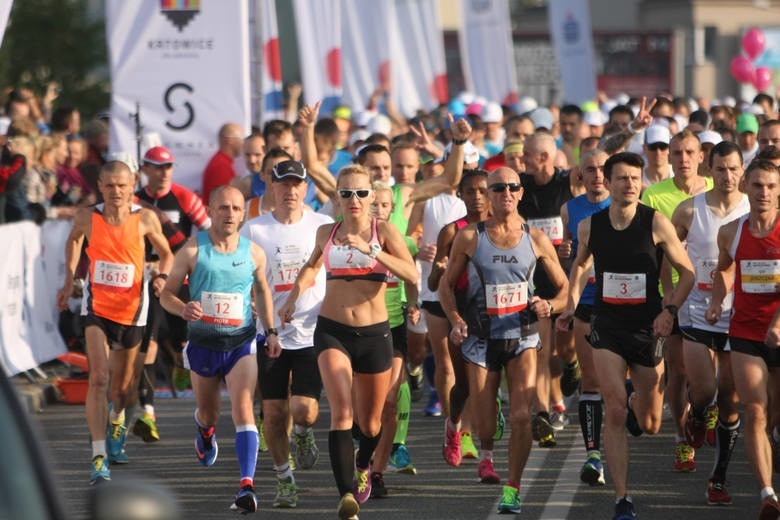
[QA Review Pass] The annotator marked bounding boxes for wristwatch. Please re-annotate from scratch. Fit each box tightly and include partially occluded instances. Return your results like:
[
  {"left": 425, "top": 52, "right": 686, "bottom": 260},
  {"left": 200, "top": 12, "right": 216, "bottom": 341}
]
[
  {"left": 367, "top": 243, "right": 382, "bottom": 259},
  {"left": 664, "top": 304, "right": 678, "bottom": 316},
  {"left": 264, "top": 328, "right": 279, "bottom": 337}
]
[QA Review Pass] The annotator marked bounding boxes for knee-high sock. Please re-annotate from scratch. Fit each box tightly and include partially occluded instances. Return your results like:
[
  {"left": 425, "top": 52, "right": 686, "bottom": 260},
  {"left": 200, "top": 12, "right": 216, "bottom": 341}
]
[
  {"left": 423, "top": 354, "right": 436, "bottom": 387},
  {"left": 394, "top": 381, "right": 411, "bottom": 445},
  {"left": 579, "top": 392, "right": 603, "bottom": 454},
  {"left": 711, "top": 418, "right": 739, "bottom": 481},
  {"left": 356, "top": 428, "right": 381, "bottom": 469},
  {"left": 235, "top": 425, "right": 259, "bottom": 482},
  {"left": 329, "top": 429, "right": 355, "bottom": 496},
  {"left": 138, "top": 364, "right": 155, "bottom": 408}
]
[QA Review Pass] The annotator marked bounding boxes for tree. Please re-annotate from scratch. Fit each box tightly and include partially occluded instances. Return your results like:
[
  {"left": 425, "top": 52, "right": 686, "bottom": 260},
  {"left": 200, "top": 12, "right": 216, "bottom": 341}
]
[{"left": 0, "top": 0, "right": 109, "bottom": 119}]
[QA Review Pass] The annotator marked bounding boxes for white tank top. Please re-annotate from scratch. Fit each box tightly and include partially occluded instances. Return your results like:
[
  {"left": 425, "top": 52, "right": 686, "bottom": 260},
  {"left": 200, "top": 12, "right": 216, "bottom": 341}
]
[
  {"left": 679, "top": 192, "right": 748, "bottom": 332},
  {"left": 419, "top": 192, "right": 466, "bottom": 302}
]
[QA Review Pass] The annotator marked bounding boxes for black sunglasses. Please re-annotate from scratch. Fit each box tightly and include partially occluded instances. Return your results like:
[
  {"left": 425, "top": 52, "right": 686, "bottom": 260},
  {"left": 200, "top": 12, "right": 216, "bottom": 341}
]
[
  {"left": 488, "top": 182, "right": 522, "bottom": 193},
  {"left": 646, "top": 143, "right": 669, "bottom": 151},
  {"left": 338, "top": 189, "right": 372, "bottom": 199}
]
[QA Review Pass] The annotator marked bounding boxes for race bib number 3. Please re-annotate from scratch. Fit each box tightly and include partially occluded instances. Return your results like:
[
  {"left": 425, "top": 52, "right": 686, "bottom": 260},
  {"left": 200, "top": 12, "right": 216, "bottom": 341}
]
[
  {"left": 201, "top": 291, "right": 244, "bottom": 326},
  {"left": 486, "top": 282, "right": 528, "bottom": 315},
  {"left": 528, "top": 217, "right": 564, "bottom": 245},
  {"left": 94, "top": 260, "right": 134, "bottom": 291},
  {"left": 603, "top": 272, "right": 646, "bottom": 304},
  {"left": 740, "top": 259, "right": 780, "bottom": 293},
  {"left": 696, "top": 259, "right": 717, "bottom": 291}
]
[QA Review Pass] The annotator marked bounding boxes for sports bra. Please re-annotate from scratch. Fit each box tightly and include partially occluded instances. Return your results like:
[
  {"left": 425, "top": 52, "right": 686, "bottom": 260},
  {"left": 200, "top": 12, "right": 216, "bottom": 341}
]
[{"left": 323, "top": 218, "right": 389, "bottom": 282}]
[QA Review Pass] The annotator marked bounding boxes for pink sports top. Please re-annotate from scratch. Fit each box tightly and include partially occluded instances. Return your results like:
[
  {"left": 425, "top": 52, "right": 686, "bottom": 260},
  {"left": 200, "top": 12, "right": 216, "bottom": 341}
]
[{"left": 323, "top": 218, "right": 389, "bottom": 282}]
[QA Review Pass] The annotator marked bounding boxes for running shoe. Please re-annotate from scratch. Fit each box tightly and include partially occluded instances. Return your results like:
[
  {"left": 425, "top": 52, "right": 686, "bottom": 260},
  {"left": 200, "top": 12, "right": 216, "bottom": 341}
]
[
  {"left": 232, "top": 484, "right": 257, "bottom": 513},
  {"left": 580, "top": 454, "right": 606, "bottom": 486},
  {"left": 533, "top": 414, "right": 557, "bottom": 447},
  {"left": 408, "top": 365, "right": 425, "bottom": 402},
  {"left": 424, "top": 391, "right": 442, "bottom": 416},
  {"left": 759, "top": 496, "right": 780, "bottom": 520},
  {"left": 560, "top": 359, "right": 582, "bottom": 397},
  {"left": 388, "top": 444, "right": 416, "bottom": 475},
  {"left": 461, "top": 431, "right": 478, "bottom": 459},
  {"left": 337, "top": 492, "right": 359, "bottom": 520},
  {"left": 256, "top": 414, "right": 268, "bottom": 452},
  {"left": 195, "top": 426, "right": 218, "bottom": 467},
  {"left": 353, "top": 464, "right": 372, "bottom": 504},
  {"left": 172, "top": 366, "right": 191, "bottom": 392},
  {"left": 704, "top": 403, "right": 718, "bottom": 447},
  {"left": 673, "top": 441, "right": 696, "bottom": 473},
  {"left": 497, "top": 485, "right": 521, "bottom": 514},
  {"left": 706, "top": 477, "right": 732, "bottom": 506},
  {"left": 106, "top": 421, "right": 129, "bottom": 464},
  {"left": 625, "top": 381, "right": 643, "bottom": 437},
  {"left": 273, "top": 477, "right": 298, "bottom": 508},
  {"left": 684, "top": 410, "right": 706, "bottom": 449},
  {"left": 89, "top": 455, "right": 110, "bottom": 485},
  {"left": 293, "top": 429, "right": 320, "bottom": 469},
  {"left": 370, "top": 471, "right": 387, "bottom": 498},
  {"left": 478, "top": 458, "right": 500, "bottom": 484},
  {"left": 550, "top": 406, "right": 570, "bottom": 431},
  {"left": 613, "top": 496, "right": 636, "bottom": 520},
  {"left": 494, "top": 396, "right": 505, "bottom": 441},
  {"left": 132, "top": 413, "right": 160, "bottom": 443},
  {"left": 442, "top": 421, "right": 462, "bottom": 466}
]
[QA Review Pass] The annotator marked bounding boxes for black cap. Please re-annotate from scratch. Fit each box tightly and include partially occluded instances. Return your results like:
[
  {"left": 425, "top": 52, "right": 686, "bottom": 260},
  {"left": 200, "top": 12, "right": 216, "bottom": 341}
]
[{"left": 271, "top": 160, "right": 307, "bottom": 182}]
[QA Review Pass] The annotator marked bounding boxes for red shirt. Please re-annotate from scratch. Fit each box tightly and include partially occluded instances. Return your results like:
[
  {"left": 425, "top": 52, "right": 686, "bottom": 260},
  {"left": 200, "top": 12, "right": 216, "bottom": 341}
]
[{"left": 200, "top": 150, "right": 236, "bottom": 205}]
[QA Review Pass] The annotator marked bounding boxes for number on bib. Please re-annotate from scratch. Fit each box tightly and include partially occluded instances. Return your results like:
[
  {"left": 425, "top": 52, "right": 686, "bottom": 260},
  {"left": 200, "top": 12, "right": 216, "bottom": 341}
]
[
  {"left": 528, "top": 217, "right": 564, "bottom": 245},
  {"left": 740, "top": 259, "right": 780, "bottom": 294},
  {"left": 93, "top": 260, "right": 134, "bottom": 292},
  {"left": 486, "top": 282, "right": 528, "bottom": 315},
  {"left": 201, "top": 291, "right": 244, "bottom": 326},
  {"left": 602, "top": 272, "right": 646, "bottom": 304},
  {"left": 696, "top": 259, "right": 717, "bottom": 291}
]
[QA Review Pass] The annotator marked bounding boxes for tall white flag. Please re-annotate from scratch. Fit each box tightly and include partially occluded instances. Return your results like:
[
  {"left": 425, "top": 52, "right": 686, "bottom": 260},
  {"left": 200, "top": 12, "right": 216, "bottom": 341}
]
[
  {"left": 0, "top": 0, "right": 12, "bottom": 49},
  {"left": 459, "top": 0, "right": 518, "bottom": 105},
  {"left": 106, "top": 1, "right": 251, "bottom": 193},
  {"left": 293, "top": 0, "right": 342, "bottom": 115},
  {"left": 548, "top": 0, "right": 597, "bottom": 105},
  {"left": 256, "top": 0, "right": 284, "bottom": 123},
  {"left": 393, "top": 0, "right": 449, "bottom": 116}
]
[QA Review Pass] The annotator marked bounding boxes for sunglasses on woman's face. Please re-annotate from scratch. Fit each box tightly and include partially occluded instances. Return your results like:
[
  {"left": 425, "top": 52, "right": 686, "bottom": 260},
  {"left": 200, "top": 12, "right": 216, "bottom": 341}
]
[
  {"left": 338, "top": 189, "right": 372, "bottom": 199},
  {"left": 488, "top": 182, "right": 522, "bottom": 193}
]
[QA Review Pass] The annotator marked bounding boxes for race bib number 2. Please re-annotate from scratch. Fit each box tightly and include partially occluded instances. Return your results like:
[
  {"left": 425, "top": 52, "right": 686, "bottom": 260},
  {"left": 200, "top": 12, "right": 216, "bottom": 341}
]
[
  {"left": 603, "top": 272, "right": 646, "bottom": 304},
  {"left": 486, "top": 282, "right": 528, "bottom": 315},
  {"left": 740, "top": 259, "right": 780, "bottom": 294},
  {"left": 201, "top": 291, "right": 244, "bottom": 326},
  {"left": 94, "top": 260, "right": 134, "bottom": 291}
]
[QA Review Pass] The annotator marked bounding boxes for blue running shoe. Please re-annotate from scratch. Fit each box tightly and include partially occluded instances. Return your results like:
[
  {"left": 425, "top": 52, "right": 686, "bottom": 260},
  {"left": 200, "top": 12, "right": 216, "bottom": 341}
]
[
  {"left": 388, "top": 444, "right": 417, "bottom": 475},
  {"left": 232, "top": 485, "right": 257, "bottom": 513},
  {"left": 580, "top": 455, "right": 606, "bottom": 486},
  {"left": 424, "top": 391, "right": 442, "bottom": 417},
  {"left": 106, "top": 421, "right": 128, "bottom": 464},
  {"left": 195, "top": 426, "right": 218, "bottom": 467},
  {"left": 613, "top": 496, "right": 636, "bottom": 520},
  {"left": 90, "top": 455, "right": 111, "bottom": 485}
]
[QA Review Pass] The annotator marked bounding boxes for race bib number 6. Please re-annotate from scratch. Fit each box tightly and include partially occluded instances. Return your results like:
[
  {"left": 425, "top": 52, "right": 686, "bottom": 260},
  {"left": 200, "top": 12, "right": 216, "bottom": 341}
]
[
  {"left": 696, "top": 259, "right": 717, "bottom": 291},
  {"left": 740, "top": 259, "right": 780, "bottom": 294},
  {"left": 201, "top": 291, "right": 244, "bottom": 326},
  {"left": 603, "top": 272, "right": 646, "bottom": 304},
  {"left": 486, "top": 281, "right": 528, "bottom": 315},
  {"left": 94, "top": 260, "right": 134, "bottom": 291}
]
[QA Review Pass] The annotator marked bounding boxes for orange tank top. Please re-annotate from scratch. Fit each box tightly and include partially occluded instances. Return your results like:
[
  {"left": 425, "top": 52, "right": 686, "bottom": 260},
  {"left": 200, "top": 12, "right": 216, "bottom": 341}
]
[{"left": 84, "top": 204, "right": 148, "bottom": 326}]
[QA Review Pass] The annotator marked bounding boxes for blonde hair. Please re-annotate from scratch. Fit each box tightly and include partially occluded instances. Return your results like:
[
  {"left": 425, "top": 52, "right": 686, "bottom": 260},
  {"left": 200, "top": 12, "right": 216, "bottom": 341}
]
[{"left": 336, "top": 164, "right": 371, "bottom": 187}]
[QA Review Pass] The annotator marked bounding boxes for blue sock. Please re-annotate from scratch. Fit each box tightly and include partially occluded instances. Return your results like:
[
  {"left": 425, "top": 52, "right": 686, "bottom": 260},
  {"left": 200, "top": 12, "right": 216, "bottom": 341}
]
[
  {"left": 423, "top": 354, "right": 436, "bottom": 387},
  {"left": 235, "top": 425, "right": 259, "bottom": 481}
]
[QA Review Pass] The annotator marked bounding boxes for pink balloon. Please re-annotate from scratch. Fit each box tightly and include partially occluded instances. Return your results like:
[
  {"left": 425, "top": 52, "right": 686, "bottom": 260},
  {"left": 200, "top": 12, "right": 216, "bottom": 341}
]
[
  {"left": 730, "top": 55, "right": 755, "bottom": 84},
  {"left": 742, "top": 27, "right": 766, "bottom": 60},
  {"left": 753, "top": 66, "right": 772, "bottom": 92}
]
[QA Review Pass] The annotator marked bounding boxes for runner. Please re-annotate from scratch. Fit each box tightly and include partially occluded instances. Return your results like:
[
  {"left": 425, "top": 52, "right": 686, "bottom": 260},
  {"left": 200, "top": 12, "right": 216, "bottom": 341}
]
[
  {"left": 160, "top": 185, "right": 281, "bottom": 513},
  {"left": 439, "top": 166, "right": 568, "bottom": 513},
  {"left": 55, "top": 160, "right": 173, "bottom": 484},
  {"left": 556, "top": 152, "right": 694, "bottom": 520},
  {"left": 278, "top": 164, "right": 417, "bottom": 520}
]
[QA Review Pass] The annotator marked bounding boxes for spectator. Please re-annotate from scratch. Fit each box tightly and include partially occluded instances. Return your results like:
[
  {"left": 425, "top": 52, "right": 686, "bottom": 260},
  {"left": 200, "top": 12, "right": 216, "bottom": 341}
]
[{"left": 200, "top": 122, "right": 243, "bottom": 205}]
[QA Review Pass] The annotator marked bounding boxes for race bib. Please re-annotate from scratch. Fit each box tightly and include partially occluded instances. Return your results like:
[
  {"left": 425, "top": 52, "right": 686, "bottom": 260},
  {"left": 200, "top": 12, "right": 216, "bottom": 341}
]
[
  {"left": 386, "top": 272, "right": 400, "bottom": 288},
  {"left": 696, "top": 259, "right": 718, "bottom": 291},
  {"left": 740, "top": 259, "right": 780, "bottom": 294},
  {"left": 486, "top": 281, "right": 528, "bottom": 315},
  {"left": 587, "top": 264, "right": 596, "bottom": 285},
  {"left": 201, "top": 291, "right": 244, "bottom": 326},
  {"left": 329, "top": 245, "right": 371, "bottom": 269},
  {"left": 603, "top": 272, "right": 646, "bottom": 304},
  {"left": 93, "top": 260, "right": 134, "bottom": 291},
  {"left": 273, "top": 258, "right": 305, "bottom": 292},
  {"left": 528, "top": 217, "right": 564, "bottom": 245},
  {"left": 163, "top": 210, "right": 181, "bottom": 224}
]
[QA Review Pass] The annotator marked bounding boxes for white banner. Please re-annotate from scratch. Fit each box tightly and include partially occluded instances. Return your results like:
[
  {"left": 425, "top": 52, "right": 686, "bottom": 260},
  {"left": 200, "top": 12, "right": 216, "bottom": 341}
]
[
  {"left": 293, "top": 0, "right": 342, "bottom": 115},
  {"left": 256, "top": 0, "right": 284, "bottom": 123},
  {"left": 393, "top": 0, "right": 449, "bottom": 116},
  {"left": 341, "top": 0, "right": 395, "bottom": 114},
  {"left": 459, "top": 0, "right": 518, "bottom": 105},
  {"left": 0, "top": 222, "right": 66, "bottom": 376},
  {"left": 0, "top": 0, "right": 12, "bottom": 49},
  {"left": 548, "top": 0, "right": 597, "bottom": 105},
  {"left": 106, "top": 1, "right": 251, "bottom": 193}
]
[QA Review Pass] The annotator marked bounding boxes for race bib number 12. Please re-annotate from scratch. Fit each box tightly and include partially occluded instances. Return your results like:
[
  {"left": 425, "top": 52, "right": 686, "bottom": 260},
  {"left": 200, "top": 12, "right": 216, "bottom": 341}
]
[{"left": 201, "top": 291, "right": 244, "bottom": 326}]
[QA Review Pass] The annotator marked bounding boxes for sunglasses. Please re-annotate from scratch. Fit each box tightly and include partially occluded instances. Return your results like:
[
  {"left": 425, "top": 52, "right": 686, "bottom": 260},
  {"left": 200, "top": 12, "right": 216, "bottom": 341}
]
[
  {"left": 488, "top": 182, "right": 522, "bottom": 193},
  {"left": 646, "top": 143, "right": 669, "bottom": 151},
  {"left": 338, "top": 189, "right": 372, "bottom": 199}
]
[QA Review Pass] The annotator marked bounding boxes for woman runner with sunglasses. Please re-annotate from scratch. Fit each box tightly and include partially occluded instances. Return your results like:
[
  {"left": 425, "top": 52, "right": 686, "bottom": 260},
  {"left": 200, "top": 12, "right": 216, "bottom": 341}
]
[{"left": 279, "top": 164, "right": 417, "bottom": 520}]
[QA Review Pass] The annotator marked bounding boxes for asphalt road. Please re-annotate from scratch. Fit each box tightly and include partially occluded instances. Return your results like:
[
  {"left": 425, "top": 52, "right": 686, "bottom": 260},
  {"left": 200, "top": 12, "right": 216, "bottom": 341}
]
[{"left": 32, "top": 391, "right": 769, "bottom": 519}]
